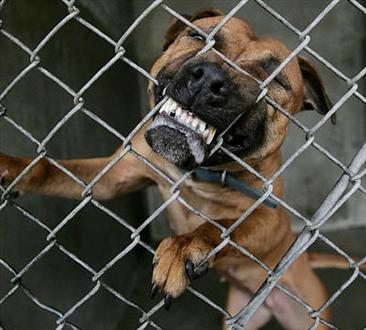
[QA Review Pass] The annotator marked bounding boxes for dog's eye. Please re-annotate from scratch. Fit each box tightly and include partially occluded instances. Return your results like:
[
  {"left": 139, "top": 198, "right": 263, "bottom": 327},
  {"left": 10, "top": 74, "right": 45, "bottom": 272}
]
[
  {"left": 188, "top": 31, "right": 205, "bottom": 41},
  {"left": 260, "top": 57, "right": 291, "bottom": 90}
]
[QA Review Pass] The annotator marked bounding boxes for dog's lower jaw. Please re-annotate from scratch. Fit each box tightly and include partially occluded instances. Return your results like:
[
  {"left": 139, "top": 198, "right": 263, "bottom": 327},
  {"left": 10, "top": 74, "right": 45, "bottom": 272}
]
[{"left": 145, "top": 125, "right": 207, "bottom": 170}]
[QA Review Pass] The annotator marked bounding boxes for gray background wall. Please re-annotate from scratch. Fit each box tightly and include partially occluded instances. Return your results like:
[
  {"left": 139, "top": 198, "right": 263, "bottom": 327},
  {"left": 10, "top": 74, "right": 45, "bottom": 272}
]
[{"left": 0, "top": 1, "right": 365, "bottom": 330}]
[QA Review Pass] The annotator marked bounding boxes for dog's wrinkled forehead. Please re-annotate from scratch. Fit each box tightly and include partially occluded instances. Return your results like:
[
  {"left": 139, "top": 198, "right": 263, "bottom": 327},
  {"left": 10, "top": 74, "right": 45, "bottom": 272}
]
[
  {"left": 152, "top": 16, "right": 253, "bottom": 75},
  {"left": 151, "top": 15, "right": 303, "bottom": 101},
  {"left": 190, "top": 16, "right": 255, "bottom": 56}
]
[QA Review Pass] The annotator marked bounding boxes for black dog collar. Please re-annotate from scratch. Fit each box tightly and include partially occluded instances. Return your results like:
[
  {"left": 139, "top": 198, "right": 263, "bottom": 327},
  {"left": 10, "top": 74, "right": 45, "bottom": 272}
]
[{"left": 193, "top": 168, "right": 279, "bottom": 209}]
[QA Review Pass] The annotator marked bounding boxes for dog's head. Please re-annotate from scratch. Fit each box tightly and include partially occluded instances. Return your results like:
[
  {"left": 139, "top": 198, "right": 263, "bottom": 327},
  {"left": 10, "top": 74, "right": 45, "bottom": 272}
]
[{"left": 145, "top": 9, "right": 332, "bottom": 170}]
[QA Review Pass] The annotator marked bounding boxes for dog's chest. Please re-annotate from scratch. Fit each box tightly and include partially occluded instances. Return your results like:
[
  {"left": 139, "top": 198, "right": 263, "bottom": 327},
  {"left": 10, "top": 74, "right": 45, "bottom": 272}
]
[{"left": 157, "top": 179, "right": 251, "bottom": 235}]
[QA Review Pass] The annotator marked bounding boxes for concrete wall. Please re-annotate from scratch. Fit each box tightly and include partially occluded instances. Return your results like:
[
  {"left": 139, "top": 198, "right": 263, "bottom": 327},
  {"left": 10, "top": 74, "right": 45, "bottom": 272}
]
[{"left": 0, "top": 1, "right": 365, "bottom": 329}]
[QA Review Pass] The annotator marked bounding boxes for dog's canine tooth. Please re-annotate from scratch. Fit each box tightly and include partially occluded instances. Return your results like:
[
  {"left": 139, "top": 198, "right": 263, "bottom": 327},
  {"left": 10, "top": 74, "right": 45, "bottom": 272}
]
[
  {"left": 165, "top": 98, "right": 172, "bottom": 106},
  {"left": 161, "top": 99, "right": 170, "bottom": 113},
  {"left": 160, "top": 100, "right": 169, "bottom": 113},
  {"left": 169, "top": 98, "right": 176, "bottom": 107},
  {"left": 206, "top": 127, "right": 217, "bottom": 145},
  {"left": 169, "top": 100, "right": 178, "bottom": 113}
]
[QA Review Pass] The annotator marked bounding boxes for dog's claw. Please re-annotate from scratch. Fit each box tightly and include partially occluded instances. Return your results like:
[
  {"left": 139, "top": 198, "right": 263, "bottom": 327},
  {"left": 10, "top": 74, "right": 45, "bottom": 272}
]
[
  {"left": 185, "top": 259, "right": 195, "bottom": 281},
  {"left": 164, "top": 294, "right": 172, "bottom": 311},
  {"left": 150, "top": 283, "right": 158, "bottom": 299},
  {"left": 185, "top": 259, "right": 209, "bottom": 281},
  {"left": 198, "top": 266, "right": 208, "bottom": 278},
  {"left": 152, "top": 234, "right": 213, "bottom": 307}
]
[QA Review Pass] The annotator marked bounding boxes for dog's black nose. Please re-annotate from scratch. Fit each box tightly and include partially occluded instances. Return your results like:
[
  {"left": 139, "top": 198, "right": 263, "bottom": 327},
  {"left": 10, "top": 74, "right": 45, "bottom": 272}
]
[{"left": 187, "top": 62, "right": 230, "bottom": 105}]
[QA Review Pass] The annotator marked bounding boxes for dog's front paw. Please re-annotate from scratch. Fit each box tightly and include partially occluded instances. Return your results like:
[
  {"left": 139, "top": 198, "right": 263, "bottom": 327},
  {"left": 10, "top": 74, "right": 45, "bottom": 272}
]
[{"left": 150, "top": 234, "right": 213, "bottom": 310}]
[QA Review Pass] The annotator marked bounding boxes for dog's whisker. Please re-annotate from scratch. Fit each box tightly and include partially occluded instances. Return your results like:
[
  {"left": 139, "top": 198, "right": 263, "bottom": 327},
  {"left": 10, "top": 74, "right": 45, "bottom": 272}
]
[{"left": 185, "top": 259, "right": 195, "bottom": 281}]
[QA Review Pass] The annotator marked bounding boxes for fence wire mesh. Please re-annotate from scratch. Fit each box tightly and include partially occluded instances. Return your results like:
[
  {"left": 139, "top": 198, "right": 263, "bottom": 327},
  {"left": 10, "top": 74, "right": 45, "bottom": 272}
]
[{"left": 0, "top": 0, "right": 366, "bottom": 329}]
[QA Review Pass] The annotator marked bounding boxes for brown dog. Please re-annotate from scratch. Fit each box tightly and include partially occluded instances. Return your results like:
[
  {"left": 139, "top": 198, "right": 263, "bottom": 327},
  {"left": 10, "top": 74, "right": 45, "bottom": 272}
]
[{"left": 0, "top": 9, "right": 356, "bottom": 330}]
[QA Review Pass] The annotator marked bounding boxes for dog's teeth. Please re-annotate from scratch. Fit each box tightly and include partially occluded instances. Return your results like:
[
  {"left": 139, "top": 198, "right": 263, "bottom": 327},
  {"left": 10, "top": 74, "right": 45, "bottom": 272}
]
[
  {"left": 203, "top": 129, "right": 209, "bottom": 139},
  {"left": 192, "top": 118, "right": 199, "bottom": 129},
  {"left": 206, "top": 127, "right": 217, "bottom": 145},
  {"left": 165, "top": 98, "right": 172, "bottom": 106},
  {"left": 159, "top": 102, "right": 214, "bottom": 141},
  {"left": 199, "top": 121, "right": 206, "bottom": 132},
  {"left": 186, "top": 114, "right": 192, "bottom": 125},
  {"left": 159, "top": 101, "right": 169, "bottom": 113},
  {"left": 161, "top": 99, "right": 170, "bottom": 113},
  {"left": 169, "top": 100, "right": 178, "bottom": 112},
  {"left": 181, "top": 111, "right": 187, "bottom": 121}
]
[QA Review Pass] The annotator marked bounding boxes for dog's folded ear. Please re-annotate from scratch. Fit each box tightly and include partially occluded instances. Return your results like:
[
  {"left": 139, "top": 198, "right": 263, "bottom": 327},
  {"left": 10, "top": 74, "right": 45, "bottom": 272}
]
[
  {"left": 190, "top": 8, "right": 224, "bottom": 21},
  {"left": 163, "top": 13, "right": 191, "bottom": 51},
  {"left": 298, "top": 56, "right": 335, "bottom": 124},
  {"left": 163, "top": 8, "right": 223, "bottom": 51}
]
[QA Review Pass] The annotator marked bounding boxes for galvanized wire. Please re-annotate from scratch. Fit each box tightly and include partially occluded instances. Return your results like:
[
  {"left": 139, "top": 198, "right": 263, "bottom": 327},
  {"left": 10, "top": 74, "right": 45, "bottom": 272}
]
[{"left": 0, "top": 1, "right": 365, "bottom": 329}]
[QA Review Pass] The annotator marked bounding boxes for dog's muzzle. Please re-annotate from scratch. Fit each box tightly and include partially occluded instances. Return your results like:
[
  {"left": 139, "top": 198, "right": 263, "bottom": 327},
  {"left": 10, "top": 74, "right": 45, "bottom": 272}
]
[
  {"left": 145, "top": 99, "right": 216, "bottom": 169},
  {"left": 145, "top": 61, "right": 230, "bottom": 170}
]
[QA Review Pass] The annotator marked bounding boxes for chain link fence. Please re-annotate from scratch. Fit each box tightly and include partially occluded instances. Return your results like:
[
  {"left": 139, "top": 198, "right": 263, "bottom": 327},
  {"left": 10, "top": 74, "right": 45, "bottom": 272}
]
[{"left": 0, "top": 0, "right": 366, "bottom": 329}]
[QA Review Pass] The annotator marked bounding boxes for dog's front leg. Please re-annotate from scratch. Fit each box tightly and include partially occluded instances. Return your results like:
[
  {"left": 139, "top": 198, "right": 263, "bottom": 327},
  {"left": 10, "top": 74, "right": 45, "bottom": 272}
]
[
  {"left": 0, "top": 146, "right": 152, "bottom": 200},
  {"left": 151, "top": 208, "right": 287, "bottom": 309}
]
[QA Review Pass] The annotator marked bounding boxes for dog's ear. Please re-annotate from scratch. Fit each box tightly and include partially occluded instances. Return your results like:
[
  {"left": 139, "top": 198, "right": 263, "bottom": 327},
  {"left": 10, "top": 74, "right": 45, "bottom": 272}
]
[
  {"left": 163, "top": 9, "right": 223, "bottom": 51},
  {"left": 163, "top": 14, "right": 191, "bottom": 51},
  {"left": 298, "top": 56, "right": 335, "bottom": 124},
  {"left": 190, "top": 8, "right": 224, "bottom": 21}
]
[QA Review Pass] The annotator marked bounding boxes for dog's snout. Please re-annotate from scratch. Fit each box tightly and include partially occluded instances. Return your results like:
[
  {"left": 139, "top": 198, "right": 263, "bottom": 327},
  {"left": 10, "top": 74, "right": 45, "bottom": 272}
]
[{"left": 188, "top": 62, "right": 230, "bottom": 100}]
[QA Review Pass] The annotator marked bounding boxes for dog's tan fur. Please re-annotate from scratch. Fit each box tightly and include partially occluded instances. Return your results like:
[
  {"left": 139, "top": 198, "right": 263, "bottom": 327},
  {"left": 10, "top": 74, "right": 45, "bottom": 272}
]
[{"left": 1, "top": 10, "right": 359, "bottom": 329}]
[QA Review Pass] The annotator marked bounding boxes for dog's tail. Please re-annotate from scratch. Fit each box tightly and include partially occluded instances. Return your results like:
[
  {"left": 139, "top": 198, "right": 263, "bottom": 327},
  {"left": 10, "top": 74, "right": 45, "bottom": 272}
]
[{"left": 308, "top": 252, "right": 366, "bottom": 270}]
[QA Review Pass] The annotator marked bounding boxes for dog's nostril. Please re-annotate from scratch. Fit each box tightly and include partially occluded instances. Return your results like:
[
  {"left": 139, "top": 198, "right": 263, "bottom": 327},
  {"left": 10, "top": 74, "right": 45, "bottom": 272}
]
[
  {"left": 210, "top": 81, "right": 228, "bottom": 96},
  {"left": 219, "top": 85, "right": 230, "bottom": 96},
  {"left": 192, "top": 66, "right": 204, "bottom": 80}
]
